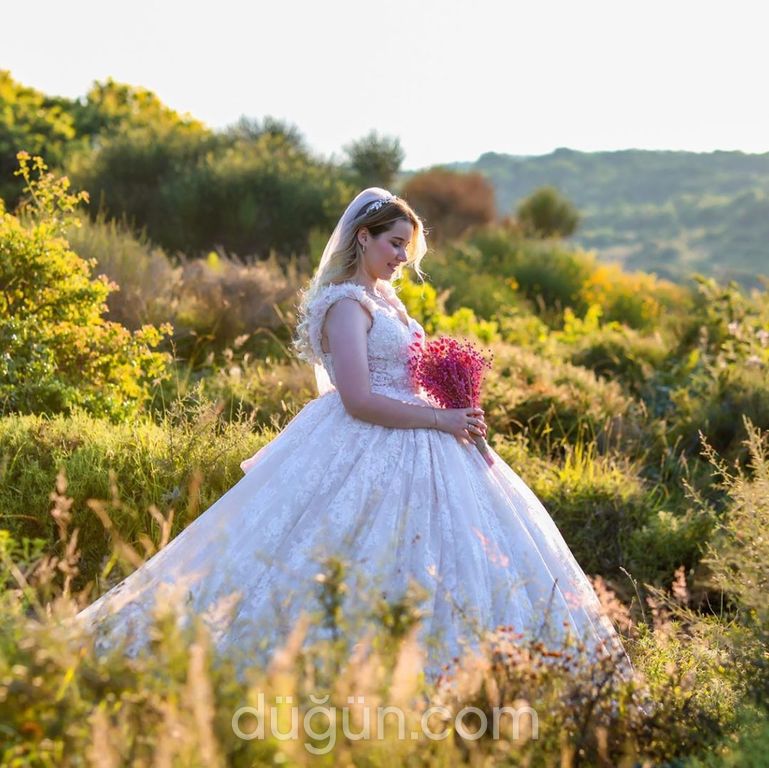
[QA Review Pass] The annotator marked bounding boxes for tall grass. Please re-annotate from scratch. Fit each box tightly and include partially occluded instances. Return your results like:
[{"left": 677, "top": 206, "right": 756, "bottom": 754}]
[{"left": 2, "top": 406, "right": 767, "bottom": 764}]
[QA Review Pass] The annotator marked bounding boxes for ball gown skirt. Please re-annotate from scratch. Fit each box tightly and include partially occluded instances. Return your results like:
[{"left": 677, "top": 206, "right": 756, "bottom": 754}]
[{"left": 75, "top": 386, "right": 632, "bottom": 684}]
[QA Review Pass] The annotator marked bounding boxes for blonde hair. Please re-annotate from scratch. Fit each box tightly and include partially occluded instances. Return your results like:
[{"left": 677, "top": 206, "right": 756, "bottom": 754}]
[{"left": 291, "top": 189, "right": 428, "bottom": 364}]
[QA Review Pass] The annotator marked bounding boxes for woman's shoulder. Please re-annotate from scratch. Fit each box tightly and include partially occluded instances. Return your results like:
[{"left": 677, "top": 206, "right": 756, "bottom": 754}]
[
  {"left": 306, "top": 282, "right": 377, "bottom": 360},
  {"left": 311, "top": 281, "right": 378, "bottom": 312}
]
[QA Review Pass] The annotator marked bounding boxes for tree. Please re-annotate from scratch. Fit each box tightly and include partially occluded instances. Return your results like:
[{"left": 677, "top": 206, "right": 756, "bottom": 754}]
[
  {"left": 0, "top": 70, "right": 79, "bottom": 206},
  {"left": 401, "top": 168, "right": 496, "bottom": 244},
  {"left": 516, "top": 185, "right": 580, "bottom": 239},
  {"left": 71, "top": 77, "right": 207, "bottom": 139},
  {"left": 342, "top": 130, "right": 404, "bottom": 190},
  {"left": 223, "top": 115, "right": 308, "bottom": 154}
]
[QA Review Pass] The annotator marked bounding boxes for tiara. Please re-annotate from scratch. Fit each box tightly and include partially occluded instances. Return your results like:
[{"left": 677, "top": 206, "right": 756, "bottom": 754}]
[{"left": 361, "top": 194, "right": 397, "bottom": 217}]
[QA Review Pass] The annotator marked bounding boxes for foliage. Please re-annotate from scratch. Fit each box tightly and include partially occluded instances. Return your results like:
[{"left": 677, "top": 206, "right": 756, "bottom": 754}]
[
  {"left": 580, "top": 260, "right": 688, "bottom": 330},
  {"left": 73, "top": 76, "right": 208, "bottom": 139},
  {"left": 62, "top": 209, "right": 180, "bottom": 330},
  {"left": 664, "top": 276, "right": 769, "bottom": 463},
  {"left": 68, "top": 120, "right": 351, "bottom": 260},
  {"left": 0, "top": 153, "right": 173, "bottom": 421},
  {"left": 421, "top": 239, "right": 524, "bottom": 318},
  {"left": 0, "top": 387, "right": 273, "bottom": 586},
  {"left": 562, "top": 311, "right": 673, "bottom": 399},
  {"left": 516, "top": 184, "right": 580, "bottom": 238},
  {"left": 401, "top": 167, "right": 496, "bottom": 244},
  {"left": 698, "top": 418, "right": 769, "bottom": 705},
  {"left": 395, "top": 270, "right": 500, "bottom": 342},
  {"left": 529, "top": 437, "right": 658, "bottom": 575},
  {"left": 342, "top": 129, "right": 405, "bottom": 190},
  {"left": 482, "top": 344, "right": 644, "bottom": 459},
  {"left": 0, "top": 70, "right": 80, "bottom": 205}
]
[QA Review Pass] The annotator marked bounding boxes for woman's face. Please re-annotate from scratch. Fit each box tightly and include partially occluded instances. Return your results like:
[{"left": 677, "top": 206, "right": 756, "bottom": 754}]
[{"left": 357, "top": 218, "right": 414, "bottom": 282}]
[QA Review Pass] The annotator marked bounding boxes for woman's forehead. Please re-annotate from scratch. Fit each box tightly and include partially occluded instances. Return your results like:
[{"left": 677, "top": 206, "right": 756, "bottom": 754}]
[{"left": 388, "top": 219, "right": 414, "bottom": 238}]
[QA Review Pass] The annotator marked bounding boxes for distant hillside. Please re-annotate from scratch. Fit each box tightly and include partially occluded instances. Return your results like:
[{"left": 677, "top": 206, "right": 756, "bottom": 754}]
[{"left": 434, "top": 148, "right": 769, "bottom": 291}]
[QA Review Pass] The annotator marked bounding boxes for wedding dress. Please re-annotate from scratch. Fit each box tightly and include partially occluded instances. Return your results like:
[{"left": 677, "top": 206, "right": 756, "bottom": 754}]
[{"left": 75, "top": 280, "right": 633, "bottom": 683}]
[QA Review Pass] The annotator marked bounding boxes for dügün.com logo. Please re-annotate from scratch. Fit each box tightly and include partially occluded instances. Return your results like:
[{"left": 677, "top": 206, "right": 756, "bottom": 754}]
[{"left": 232, "top": 691, "right": 539, "bottom": 754}]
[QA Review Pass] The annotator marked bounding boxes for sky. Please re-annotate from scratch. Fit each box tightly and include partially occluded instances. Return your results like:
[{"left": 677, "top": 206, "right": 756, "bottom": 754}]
[{"left": 3, "top": 0, "right": 768, "bottom": 170}]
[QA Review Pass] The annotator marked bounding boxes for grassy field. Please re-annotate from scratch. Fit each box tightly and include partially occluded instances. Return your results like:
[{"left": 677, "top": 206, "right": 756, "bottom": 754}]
[{"left": 2, "top": 157, "right": 769, "bottom": 765}]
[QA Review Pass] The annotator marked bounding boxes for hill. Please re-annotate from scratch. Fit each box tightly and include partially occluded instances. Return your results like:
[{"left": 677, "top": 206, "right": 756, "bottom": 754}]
[{"left": 435, "top": 147, "right": 769, "bottom": 290}]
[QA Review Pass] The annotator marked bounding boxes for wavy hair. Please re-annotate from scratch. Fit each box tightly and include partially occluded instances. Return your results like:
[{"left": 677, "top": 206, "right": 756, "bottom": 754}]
[{"left": 291, "top": 188, "right": 429, "bottom": 364}]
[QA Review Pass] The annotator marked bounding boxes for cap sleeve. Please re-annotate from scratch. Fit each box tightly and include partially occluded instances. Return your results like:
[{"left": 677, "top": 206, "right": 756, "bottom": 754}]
[{"left": 307, "top": 283, "right": 378, "bottom": 363}]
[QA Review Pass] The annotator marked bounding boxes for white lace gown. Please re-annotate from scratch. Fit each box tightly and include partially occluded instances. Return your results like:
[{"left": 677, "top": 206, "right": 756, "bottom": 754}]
[{"left": 75, "top": 281, "right": 633, "bottom": 683}]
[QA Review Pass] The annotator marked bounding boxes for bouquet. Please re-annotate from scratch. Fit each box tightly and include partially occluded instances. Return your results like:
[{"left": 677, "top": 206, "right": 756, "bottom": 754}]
[{"left": 407, "top": 335, "right": 495, "bottom": 467}]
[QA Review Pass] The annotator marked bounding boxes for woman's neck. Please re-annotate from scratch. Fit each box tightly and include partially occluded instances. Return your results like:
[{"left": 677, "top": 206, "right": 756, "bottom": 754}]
[{"left": 349, "top": 275, "right": 387, "bottom": 295}]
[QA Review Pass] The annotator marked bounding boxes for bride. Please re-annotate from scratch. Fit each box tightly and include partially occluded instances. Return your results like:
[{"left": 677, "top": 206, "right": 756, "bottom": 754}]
[{"left": 76, "top": 187, "right": 633, "bottom": 683}]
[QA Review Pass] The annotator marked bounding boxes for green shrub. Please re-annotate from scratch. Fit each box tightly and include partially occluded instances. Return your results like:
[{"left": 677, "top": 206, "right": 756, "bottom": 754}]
[
  {"left": 699, "top": 417, "right": 769, "bottom": 705},
  {"left": 527, "top": 438, "right": 658, "bottom": 575},
  {"left": 669, "top": 364, "right": 769, "bottom": 463},
  {"left": 0, "top": 389, "right": 272, "bottom": 585},
  {"left": 70, "top": 124, "right": 351, "bottom": 259},
  {"left": 682, "top": 706, "right": 769, "bottom": 767},
  {"left": 627, "top": 506, "right": 718, "bottom": 586},
  {"left": 0, "top": 153, "right": 173, "bottom": 421},
  {"left": 565, "top": 321, "right": 673, "bottom": 398},
  {"left": 482, "top": 343, "right": 645, "bottom": 459},
  {"left": 505, "top": 242, "right": 594, "bottom": 316},
  {"left": 496, "top": 307, "right": 554, "bottom": 351}
]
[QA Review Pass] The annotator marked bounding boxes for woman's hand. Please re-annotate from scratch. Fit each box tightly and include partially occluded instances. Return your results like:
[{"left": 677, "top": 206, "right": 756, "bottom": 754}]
[{"left": 434, "top": 407, "right": 488, "bottom": 444}]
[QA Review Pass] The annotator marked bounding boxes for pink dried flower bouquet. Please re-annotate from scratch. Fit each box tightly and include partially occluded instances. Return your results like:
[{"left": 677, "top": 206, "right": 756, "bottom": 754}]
[{"left": 407, "top": 335, "right": 495, "bottom": 467}]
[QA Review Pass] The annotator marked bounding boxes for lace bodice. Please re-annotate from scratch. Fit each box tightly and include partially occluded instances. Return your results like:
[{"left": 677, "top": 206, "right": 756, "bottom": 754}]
[{"left": 307, "top": 281, "right": 428, "bottom": 402}]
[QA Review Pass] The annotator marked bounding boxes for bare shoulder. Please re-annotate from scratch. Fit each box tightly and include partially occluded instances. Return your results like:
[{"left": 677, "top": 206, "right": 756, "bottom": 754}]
[
  {"left": 325, "top": 296, "right": 373, "bottom": 330},
  {"left": 320, "top": 296, "right": 373, "bottom": 353}
]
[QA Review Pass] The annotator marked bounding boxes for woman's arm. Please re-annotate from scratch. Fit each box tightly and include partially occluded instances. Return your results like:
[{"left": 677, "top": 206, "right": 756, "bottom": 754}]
[{"left": 324, "top": 298, "right": 486, "bottom": 439}]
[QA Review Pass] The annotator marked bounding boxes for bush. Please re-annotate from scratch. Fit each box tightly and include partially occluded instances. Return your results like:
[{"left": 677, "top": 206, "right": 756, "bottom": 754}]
[
  {"left": 669, "top": 364, "right": 769, "bottom": 464},
  {"left": 0, "top": 153, "right": 172, "bottom": 421},
  {"left": 565, "top": 320, "right": 673, "bottom": 399},
  {"left": 699, "top": 417, "right": 769, "bottom": 706},
  {"left": 63, "top": 210, "right": 179, "bottom": 330},
  {"left": 506, "top": 242, "right": 595, "bottom": 317},
  {"left": 70, "top": 124, "right": 351, "bottom": 259},
  {"left": 496, "top": 307, "right": 554, "bottom": 351},
  {"left": 579, "top": 261, "right": 687, "bottom": 330},
  {"left": 0, "top": 388, "right": 272, "bottom": 585},
  {"left": 627, "top": 506, "right": 718, "bottom": 587},
  {"left": 527, "top": 438, "right": 657, "bottom": 575},
  {"left": 482, "top": 343, "right": 645, "bottom": 459},
  {"left": 400, "top": 167, "right": 496, "bottom": 244},
  {"left": 516, "top": 184, "right": 580, "bottom": 239},
  {"left": 169, "top": 249, "right": 300, "bottom": 363}
]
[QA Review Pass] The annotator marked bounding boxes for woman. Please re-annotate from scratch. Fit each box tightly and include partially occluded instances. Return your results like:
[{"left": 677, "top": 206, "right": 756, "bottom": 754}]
[{"left": 76, "top": 187, "right": 633, "bottom": 683}]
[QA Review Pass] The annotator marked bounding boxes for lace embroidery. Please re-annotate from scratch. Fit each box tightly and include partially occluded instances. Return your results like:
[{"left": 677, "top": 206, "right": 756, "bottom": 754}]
[{"left": 307, "top": 281, "right": 427, "bottom": 400}]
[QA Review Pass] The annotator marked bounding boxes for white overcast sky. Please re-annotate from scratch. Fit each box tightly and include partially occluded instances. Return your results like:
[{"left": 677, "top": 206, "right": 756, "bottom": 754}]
[{"left": 3, "top": 0, "right": 767, "bottom": 170}]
